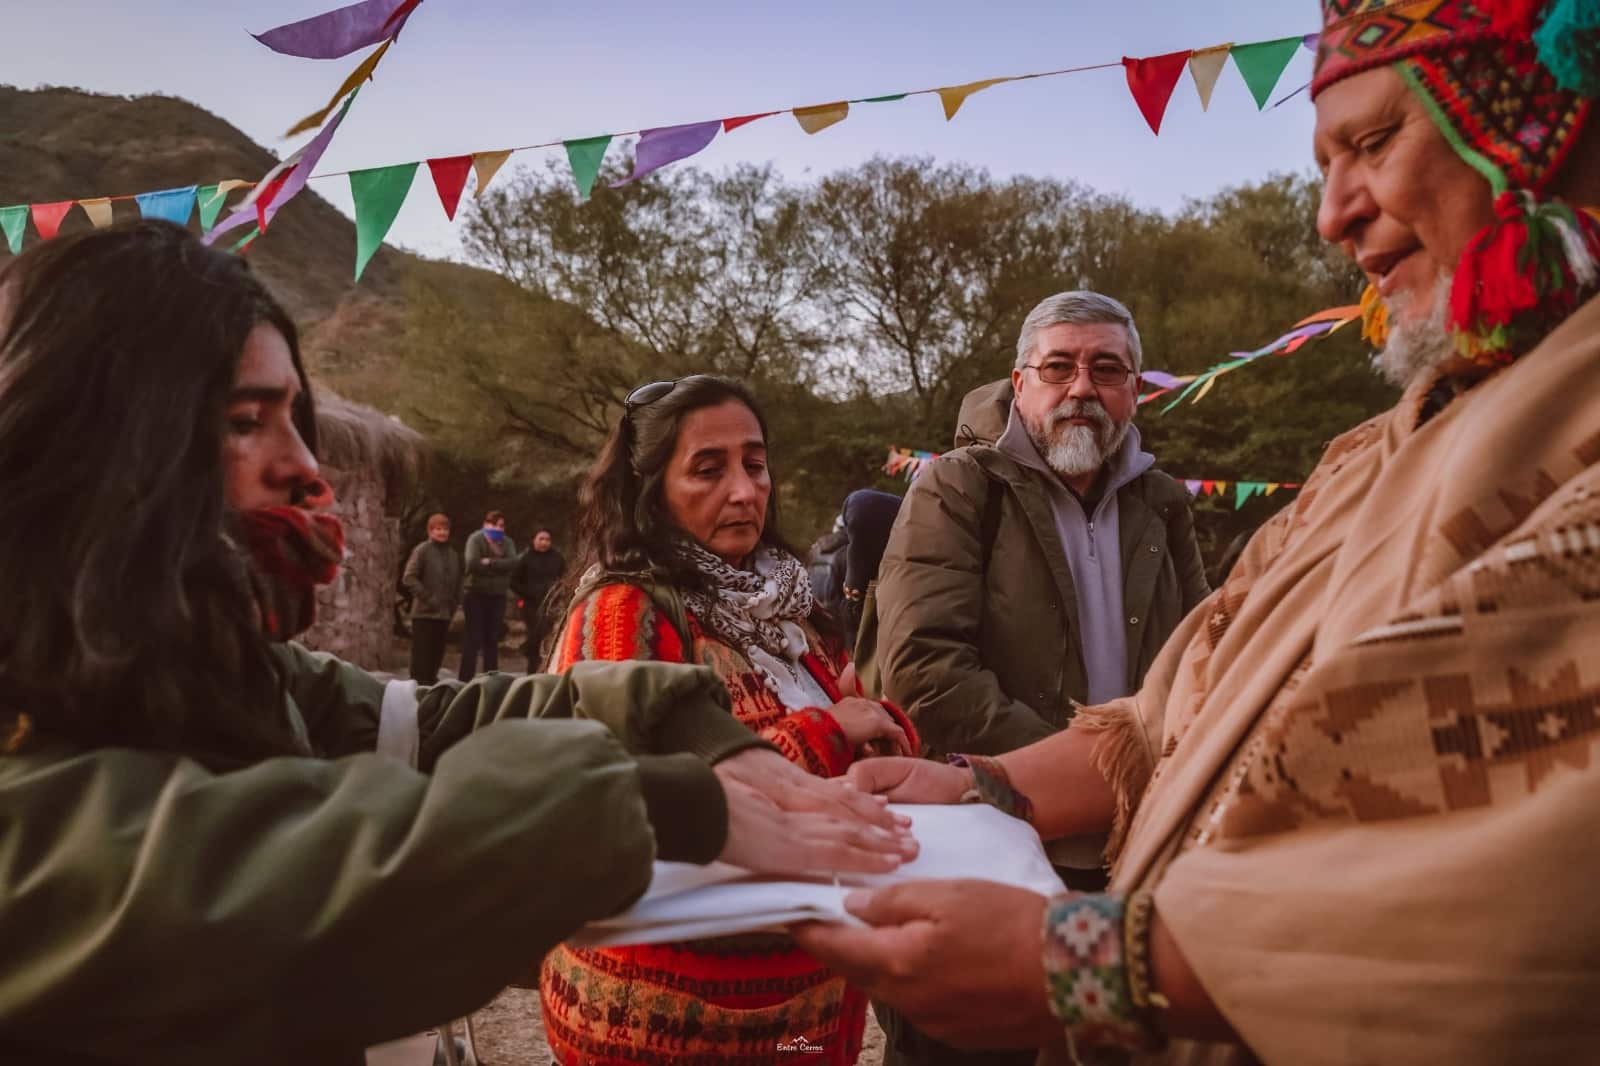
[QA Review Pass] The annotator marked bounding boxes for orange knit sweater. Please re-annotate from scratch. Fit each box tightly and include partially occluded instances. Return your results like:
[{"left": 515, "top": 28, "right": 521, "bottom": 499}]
[{"left": 539, "top": 581, "right": 883, "bottom": 1065}]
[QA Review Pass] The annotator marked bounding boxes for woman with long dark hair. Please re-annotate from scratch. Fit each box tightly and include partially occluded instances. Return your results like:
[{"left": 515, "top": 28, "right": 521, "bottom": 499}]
[
  {"left": 539, "top": 375, "right": 921, "bottom": 1066},
  {"left": 0, "top": 222, "right": 912, "bottom": 1065}
]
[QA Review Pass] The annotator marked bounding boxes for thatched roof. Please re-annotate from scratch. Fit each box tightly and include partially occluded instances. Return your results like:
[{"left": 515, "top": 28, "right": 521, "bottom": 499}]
[{"left": 315, "top": 388, "right": 425, "bottom": 501}]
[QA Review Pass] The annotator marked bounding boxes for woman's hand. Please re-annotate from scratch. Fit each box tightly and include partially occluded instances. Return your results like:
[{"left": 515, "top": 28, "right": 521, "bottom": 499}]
[
  {"left": 844, "top": 757, "right": 972, "bottom": 804},
  {"left": 714, "top": 749, "right": 918, "bottom": 875},
  {"left": 827, "top": 698, "right": 913, "bottom": 757}
]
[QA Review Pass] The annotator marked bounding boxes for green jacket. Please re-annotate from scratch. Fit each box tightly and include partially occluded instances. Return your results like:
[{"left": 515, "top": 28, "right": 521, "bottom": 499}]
[
  {"left": 402, "top": 538, "right": 464, "bottom": 620},
  {"left": 0, "top": 644, "right": 763, "bottom": 1065},
  {"left": 875, "top": 380, "right": 1209, "bottom": 758},
  {"left": 463, "top": 529, "right": 519, "bottom": 597}
]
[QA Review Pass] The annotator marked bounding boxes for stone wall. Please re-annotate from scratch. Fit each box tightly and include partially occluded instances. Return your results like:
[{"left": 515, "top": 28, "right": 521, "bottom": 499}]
[{"left": 298, "top": 462, "right": 405, "bottom": 671}]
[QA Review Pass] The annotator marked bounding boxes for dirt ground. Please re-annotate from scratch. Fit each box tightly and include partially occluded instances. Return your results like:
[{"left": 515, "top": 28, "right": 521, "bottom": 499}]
[{"left": 468, "top": 987, "right": 887, "bottom": 1065}]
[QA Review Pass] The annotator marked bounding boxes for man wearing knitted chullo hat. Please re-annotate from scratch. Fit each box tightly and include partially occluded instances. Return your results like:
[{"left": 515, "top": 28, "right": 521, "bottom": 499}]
[{"left": 794, "top": 2, "right": 1600, "bottom": 1063}]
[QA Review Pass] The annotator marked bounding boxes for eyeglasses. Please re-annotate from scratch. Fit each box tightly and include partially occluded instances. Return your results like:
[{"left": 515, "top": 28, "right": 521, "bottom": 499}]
[
  {"left": 1023, "top": 360, "right": 1135, "bottom": 387},
  {"left": 625, "top": 379, "right": 678, "bottom": 412},
  {"left": 624, "top": 374, "right": 720, "bottom": 415}
]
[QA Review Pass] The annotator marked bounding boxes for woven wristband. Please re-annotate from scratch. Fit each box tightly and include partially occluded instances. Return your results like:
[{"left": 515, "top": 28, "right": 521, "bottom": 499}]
[
  {"left": 948, "top": 753, "right": 1035, "bottom": 824},
  {"left": 1041, "top": 892, "right": 1164, "bottom": 1056}
]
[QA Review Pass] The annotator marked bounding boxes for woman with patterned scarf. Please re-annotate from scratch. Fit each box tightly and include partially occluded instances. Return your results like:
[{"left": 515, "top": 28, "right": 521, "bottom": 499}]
[
  {"left": 540, "top": 374, "right": 922, "bottom": 1066},
  {"left": 0, "top": 222, "right": 916, "bottom": 1065}
]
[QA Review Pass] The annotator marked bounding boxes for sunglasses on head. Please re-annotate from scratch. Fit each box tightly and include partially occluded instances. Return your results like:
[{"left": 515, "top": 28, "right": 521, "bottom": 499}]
[{"left": 623, "top": 375, "right": 716, "bottom": 415}]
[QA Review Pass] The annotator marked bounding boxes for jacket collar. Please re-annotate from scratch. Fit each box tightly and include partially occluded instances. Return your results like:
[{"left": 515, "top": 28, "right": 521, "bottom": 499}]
[{"left": 995, "top": 404, "right": 1154, "bottom": 510}]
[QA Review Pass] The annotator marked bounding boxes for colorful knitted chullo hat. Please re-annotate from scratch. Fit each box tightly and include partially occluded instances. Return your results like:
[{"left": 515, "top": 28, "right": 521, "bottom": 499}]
[{"left": 1313, "top": 0, "right": 1600, "bottom": 363}]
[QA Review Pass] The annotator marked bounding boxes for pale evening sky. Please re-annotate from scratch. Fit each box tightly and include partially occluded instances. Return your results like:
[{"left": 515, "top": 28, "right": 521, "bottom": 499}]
[{"left": 6, "top": 0, "right": 1325, "bottom": 262}]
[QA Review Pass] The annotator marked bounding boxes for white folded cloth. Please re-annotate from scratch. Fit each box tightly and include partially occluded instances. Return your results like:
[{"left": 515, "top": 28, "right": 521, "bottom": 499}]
[{"left": 572, "top": 803, "right": 1064, "bottom": 948}]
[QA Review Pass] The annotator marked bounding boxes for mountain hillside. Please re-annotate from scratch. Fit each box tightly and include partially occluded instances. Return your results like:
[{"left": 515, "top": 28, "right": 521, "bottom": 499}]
[{"left": 0, "top": 85, "right": 497, "bottom": 387}]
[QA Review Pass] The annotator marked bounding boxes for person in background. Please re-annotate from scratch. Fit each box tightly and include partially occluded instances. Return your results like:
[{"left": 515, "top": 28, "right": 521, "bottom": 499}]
[
  {"left": 509, "top": 526, "right": 565, "bottom": 669},
  {"left": 401, "top": 512, "right": 463, "bottom": 685},
  {"left": 540, "top": 373, "right": 920, "bottom": 1066},
  {"left": 0, "top": 221, "right": 916, "bottom": 1065},
  {"left": 459, "top": 509, "right": 518, "bottom": 681},
  {"left": 808, "top": 512, "right": 850, "bottom": 619}
]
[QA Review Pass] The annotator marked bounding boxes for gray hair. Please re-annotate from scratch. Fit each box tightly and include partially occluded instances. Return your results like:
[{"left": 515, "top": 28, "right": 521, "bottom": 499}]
[{"left": 1015, "top": 291, "right": 1143, "bottom": 373}]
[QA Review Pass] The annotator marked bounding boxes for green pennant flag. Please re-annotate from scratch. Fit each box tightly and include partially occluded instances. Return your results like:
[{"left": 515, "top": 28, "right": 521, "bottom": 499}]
[
  {"left": 563, "top": 135, "right": 612, "bottom": 201},
  {"left": 0, "top": 205, "right": 27, "bottom": 254},
  {"left": 1231, "top": 36, "right": 1303, "bottom": 109},
  {"left": 1234, "top": 481, "right": 1261, "bottom": 508},
  {"left": 859, "top": 94, "right": 907, "bottom": 103},
  {"left": 349, "top": 162, "right": 419, "bottom": 281},
  {"left": 196, "top": 184, "right": 227, "bottom": 231}
]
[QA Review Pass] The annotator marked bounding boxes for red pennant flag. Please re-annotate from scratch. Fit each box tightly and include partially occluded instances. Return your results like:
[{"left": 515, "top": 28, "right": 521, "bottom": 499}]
[
  {"left": 427, "top": 155, "right": 474, "bottom": 220},
  {"left": 254, "top": 170, "right": 295, "bottom": 230},
  {"left": 1201, "top": 480, "right": 1216, "bottom": 496},
  {"left": 1123, "top": 50, "right": 1194, "bottom": 135},
  {"left": 723, "top": 112, "right": 778, "bottom": 132},
  {"left": 31, "top": 201, "right": 75, "bottom": 241}
]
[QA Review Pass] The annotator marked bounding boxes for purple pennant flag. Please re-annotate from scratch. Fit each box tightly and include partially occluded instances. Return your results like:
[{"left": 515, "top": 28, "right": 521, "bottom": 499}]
[
  {"left": 1302, "top": 33, "right": 1320, "bottom": 52},
  {"left": 1184, "top": 480, "right": 1202, "bottom": 496},
  {"left": 253, "top": 0, "right": 415, "bottom": 59},
  {"left": 1138, "top": 370, "right": 1183, "bottom": 390},
  {"left": 612, "top": 121, "right": 722, "bottom": 187},
  {"left": 206, "top": 90, "right": 361, "bottom": 245}
]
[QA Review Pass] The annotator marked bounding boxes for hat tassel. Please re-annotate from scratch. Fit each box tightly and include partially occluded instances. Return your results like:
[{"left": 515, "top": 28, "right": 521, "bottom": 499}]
[{"left": 1450, "top": 191, "right": 1600, "bottom": 364}]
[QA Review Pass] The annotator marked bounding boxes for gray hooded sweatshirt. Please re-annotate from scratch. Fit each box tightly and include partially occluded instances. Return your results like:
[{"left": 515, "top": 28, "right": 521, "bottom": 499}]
[{"left": 996, "top": 407, "right": 1155, "bottom": 705}]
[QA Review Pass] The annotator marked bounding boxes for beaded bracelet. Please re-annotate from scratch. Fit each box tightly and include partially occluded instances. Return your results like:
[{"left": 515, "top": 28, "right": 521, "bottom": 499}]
[
  {"left": 1040, "top": 892, "right": 1165, "bottom": 1058},
  {"left": 948, "top": 753, "right": 1035, "bottom": 824}
]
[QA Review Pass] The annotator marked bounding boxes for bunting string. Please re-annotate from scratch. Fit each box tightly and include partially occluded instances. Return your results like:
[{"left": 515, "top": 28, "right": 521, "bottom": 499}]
[
  {"left": 885, "top": 446, "right": 1302, "bottom": 508},
  {"left": 1, "top": 12, "right": 1319, "bottom": 278}
]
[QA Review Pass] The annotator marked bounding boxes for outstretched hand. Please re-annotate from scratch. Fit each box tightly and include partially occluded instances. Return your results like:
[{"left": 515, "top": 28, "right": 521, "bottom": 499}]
[
  {"left": 791, "top": 880, "right": 1062, "bottom": 1050},
  {"left": 844, "top": 757, "right": 972, "bottom": 804},
  {"left": 713, "top": 749, "right": 918, "bottom": 876}
]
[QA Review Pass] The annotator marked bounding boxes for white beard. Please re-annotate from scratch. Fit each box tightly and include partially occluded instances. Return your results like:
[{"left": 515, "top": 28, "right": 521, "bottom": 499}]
[
  {"left": 1024, "top": 399, "right": 1130, "bottom": 479},
  {"left": 1376, "top": 274, "right": 1456, "bottom": 387}
]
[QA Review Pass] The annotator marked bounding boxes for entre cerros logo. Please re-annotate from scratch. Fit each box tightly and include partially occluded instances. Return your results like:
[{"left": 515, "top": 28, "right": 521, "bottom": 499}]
[{"left": 777, "top": 1035, "right": 825, "bottom": 1054}]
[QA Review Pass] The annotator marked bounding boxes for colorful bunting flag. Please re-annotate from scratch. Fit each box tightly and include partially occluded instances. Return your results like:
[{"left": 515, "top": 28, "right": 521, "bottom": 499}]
[
  {"left": 563, "top": 136, "right": 612, "bottom": 201},
  {"left": 1188, "top": 44, "right": 1233, "bottom": 111},
  {"left": 1123, "top": 50, "right": 1194, "bottom": 135},
  {"left": 1230, "top": 36, "right": 1303, "bottom": 110},
  {"left": 134, "top": 186, "right": 197, "bottom": 226},
  {"left": 472, "top": 150, "right": 513, "bottom": 198},
  {"left": 0, "top": 205, "right": 28, "bottom": 253},
  {"left": 78, "top": 197, "right": 115, "bottom": 229},
  {"left": 208, "top": 88, "right": 361, "bottom": 245},
  {"left": 350, "top": 162, "right": 419, "bottom": 280},
  {"left": 253, "top": 0, "right": 418, "bottom": 59},
  {"left": 31, "top": 201, "right": 75, "bottom": 241},
  {"left": 793, "top": 102, "right": 849, "bottom": 135},
  {"left": 859, "top": 94, "right": 908, "bottom": 103},
  {"left": 426, "top": 155, "right": 473, "bottom": 219},
  {"left": 196, "top": 180, "right": 251, "bottom": 231},
  {"left": 723, "top": 112, "right": 778, "bottom": 132},
  {"left": 614, "top": 121, "right": 721, "bottom": 186},
  {"left": 936, "top": 78, "right": 1010, "bottom": 120},
  {"left": 286, "top": 38, "right": 392, "bottom": 137}
]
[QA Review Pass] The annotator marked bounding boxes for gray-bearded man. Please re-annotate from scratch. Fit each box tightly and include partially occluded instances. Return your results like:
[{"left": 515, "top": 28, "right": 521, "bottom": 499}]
[{"left": 874, "top": 291, "right": 1208, "bottom": 769}]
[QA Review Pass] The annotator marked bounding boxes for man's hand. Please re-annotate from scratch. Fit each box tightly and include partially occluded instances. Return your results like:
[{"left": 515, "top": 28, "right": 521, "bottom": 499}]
[
  {"left": 844, "top": 757, "right": 971, "bottom": 804},
  {"left": 714, "top": 749, "right": 917, "bottom": 876},
  {"left": 792, "top": 880, "right": 1062, "bottom": 1049}
]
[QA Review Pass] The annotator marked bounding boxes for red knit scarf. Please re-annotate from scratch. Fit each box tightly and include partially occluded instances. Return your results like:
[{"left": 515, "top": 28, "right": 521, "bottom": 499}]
[{"left": 238, "top": 479, "right": 345, "bottom": 640}]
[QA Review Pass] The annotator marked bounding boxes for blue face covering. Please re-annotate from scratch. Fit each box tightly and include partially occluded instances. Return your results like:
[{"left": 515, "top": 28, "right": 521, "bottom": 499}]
[{"left": 484, "top": 528, "right": 505, "bottom": 544}]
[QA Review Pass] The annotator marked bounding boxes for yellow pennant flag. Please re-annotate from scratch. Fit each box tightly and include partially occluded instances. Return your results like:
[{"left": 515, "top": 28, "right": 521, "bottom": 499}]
[
  {"left": 1264, "top": 483, "right": 1280, "bottom": 496},
  {"left": 78, "top": 197, "right": 115, "bottom": 229},
  {"left": 472, "top": 150, "right": 514, "bottom": 197},
  {"left": 1188, "top": 44, "right": 1233, "bottom": 111},
  {"left": 935, "top": 78, "right": 1011, "bottom": 121},
  {"left": 793, "top": 102, "right": 849, "bottom": 135},
  {"left": 285, "top": 39, "right": 393, "bottom": 137}
]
